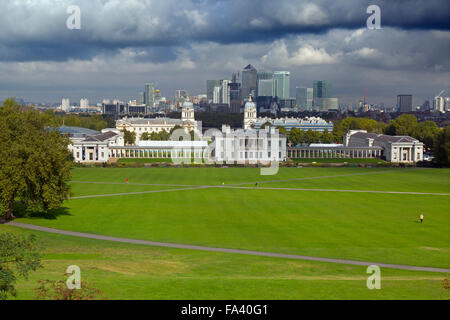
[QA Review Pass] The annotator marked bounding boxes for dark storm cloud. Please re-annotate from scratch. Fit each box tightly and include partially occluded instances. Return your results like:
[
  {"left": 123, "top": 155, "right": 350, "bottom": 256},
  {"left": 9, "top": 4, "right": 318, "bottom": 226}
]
[{"left": 1, "top": 0, "right": 449, "bottom": 62}]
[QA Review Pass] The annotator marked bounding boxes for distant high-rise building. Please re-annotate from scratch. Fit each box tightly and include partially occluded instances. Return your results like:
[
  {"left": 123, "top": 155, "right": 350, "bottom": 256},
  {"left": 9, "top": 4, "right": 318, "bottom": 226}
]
[
  {"left": 313, "top": 80, "right": 332, "bottom": 100},
  {"left": 229, "top": 82, "right": 242, "bottom": 113},
  {"left": 213, "top": 85, "right": 221, "bottom": 104},
  {"left": 61, "top": 98, "right": 70, "bottom": 112},
  {"left": 257, "top": 70, "right": 272, "bottom": 97},
  {"left": 433, "top": 96, "right": 445, "bottom": 112},
  {"left": 258, "top": 79, "right": 274, "bottom": 97},
  {"left": 80, "top": 98, "right": 89, "bottom": 109},
  {"left": 221, "top": 80, "right": 231, "bottom": 105},
  {"left": 273, "top": 71, "right": 290, "bottom": 99},
  {"left": 206, "top": 80, "right": 220, "bottom": 102},
  {"left": 397, "top": 94, "right": 413, "bottom": 112},
  {"left": 139, "top": 92, "right": 145, "bottom": 105},
  {"left": 241, "top": 64, "right": 258, "bottom": 100},
  {"left": 296, "top": 87, "right": 313, "bottom": 111},
  {"left": 314, "top": 98, "right": 339, "bottom": 111},
  {"left": 144, "top": 83, "right": 155, "bottom": 110}
]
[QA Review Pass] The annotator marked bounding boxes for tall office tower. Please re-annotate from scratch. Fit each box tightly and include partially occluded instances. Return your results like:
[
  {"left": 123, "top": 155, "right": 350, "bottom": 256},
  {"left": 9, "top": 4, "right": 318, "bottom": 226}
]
[
  {"left": 221, "top": 80, "right": 231, "bottom": 105},
  {"left": 241, "top": 64, "right": 258, "bottom": 100},
  {"left": 61, "top": 98, "right": 70, "bottom": 112},
  {"left": 313, "top": 80, "right": 332, "bottom": 100},
  {"left": 257, "top": 70, "right": 272, "bottom": 97},
  {"left": 80, "top": 98, "right": 89, "bottom": 109},
  {"left": 229, "top": 82, "right": 242, "bottom": 113},
  {"left": 213, "top": 85, "right": 221, "bottom": 104},
  {"left": 273, "top": 71, "right": 290, "bottom": 99},
  {"left": 207, "top": 80, "right": 220, "bottom": 102},
  {"left": 258, "top": 79, "right": 274, "bottom": 97},
  {"left": 296, "top": 87, "right": 313, "bottom": 111},
  {"left": 139, "top": 92, "right": 145, "bottom": 105},
  {"left": 433, "top": 96, "right": 445, "bottom": 112},
  {"left": 144, "top": 83, "right": 155, "bottom": 109},
  {"left": 397, "top": 94, "right": 413, "bottom": 112}
]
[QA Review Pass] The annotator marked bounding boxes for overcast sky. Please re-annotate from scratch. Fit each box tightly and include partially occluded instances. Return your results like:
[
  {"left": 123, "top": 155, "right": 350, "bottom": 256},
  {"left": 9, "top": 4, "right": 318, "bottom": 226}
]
[{"left": 1, "top": 0, "right": 449, "bottom": 106}]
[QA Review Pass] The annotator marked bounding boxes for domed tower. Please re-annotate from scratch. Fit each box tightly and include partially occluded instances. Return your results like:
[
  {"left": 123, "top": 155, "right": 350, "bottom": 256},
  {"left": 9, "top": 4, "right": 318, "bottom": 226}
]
[
  {"left": 181, "top": 101, "right": 195, "bottom": 122},
  {"left": 243, "top": 96, "right": 257, "bottom": 130}
]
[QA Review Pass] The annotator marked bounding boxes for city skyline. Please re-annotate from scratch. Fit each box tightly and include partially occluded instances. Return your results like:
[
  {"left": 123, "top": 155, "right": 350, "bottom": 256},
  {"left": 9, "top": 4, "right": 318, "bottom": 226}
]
[{"left": 1, "top": 0, "right": 449, "bottom": 106}]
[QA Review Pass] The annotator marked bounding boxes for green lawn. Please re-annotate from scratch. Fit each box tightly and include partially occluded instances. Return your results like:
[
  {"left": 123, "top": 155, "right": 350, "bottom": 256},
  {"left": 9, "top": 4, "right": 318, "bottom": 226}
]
[
  {"left": 291, "top": 158, "right": 386, "bottom": 164},
  {"left": 70, "top": 166, "right": 401, "bottom": 185},
  {"left": 13, "top": 167, "right": 450, "bottom": 268},
  {"left": 4, "top": 166, "right": 449, "bottom": 299},
  {"left": 1, "top": 224, "right": 448, "bottom": 300}
]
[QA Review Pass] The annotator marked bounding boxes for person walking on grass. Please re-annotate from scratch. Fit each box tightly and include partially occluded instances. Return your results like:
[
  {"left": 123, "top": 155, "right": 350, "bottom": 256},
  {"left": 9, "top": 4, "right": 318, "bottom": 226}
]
[{"left": 420, "top": 213, "right": 424, "bottom": 224}]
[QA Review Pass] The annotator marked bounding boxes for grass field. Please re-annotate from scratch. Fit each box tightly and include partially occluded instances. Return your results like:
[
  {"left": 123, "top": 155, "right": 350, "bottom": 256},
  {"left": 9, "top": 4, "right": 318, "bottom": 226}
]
[
  {"left": 291, "top": 158, "right": 386, "bottom": 164},
  {"left": 2, "top": 167, "right": 449, "bottom": 299}
]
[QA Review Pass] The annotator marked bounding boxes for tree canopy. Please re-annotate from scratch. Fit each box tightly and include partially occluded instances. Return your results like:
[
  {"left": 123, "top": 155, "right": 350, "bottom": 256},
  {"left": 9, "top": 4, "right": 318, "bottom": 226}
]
[
  {"left": 121, "top": 128, "right": 136, "bottom": 145},
  {"left": 0, "top": 99, "right": 72, "bottom": 220},
  {"left": 0, "top": 233, "right": 42, "bottom": 299},
  {"left": 433, "top": 126, "right": 450, "bottom": 166}
]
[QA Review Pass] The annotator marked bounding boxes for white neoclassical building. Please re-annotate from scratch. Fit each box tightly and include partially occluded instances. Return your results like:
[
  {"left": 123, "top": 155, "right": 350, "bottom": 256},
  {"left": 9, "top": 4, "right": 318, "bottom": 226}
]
[
  {"left": 68, "top": 128, "right": 124, "bottom": 163},
  {"left": 344, "top": 130, "right": 424, "bottom": 163},
  {"left": 116, "top": 102, "right": 201, "bottom": 144}
]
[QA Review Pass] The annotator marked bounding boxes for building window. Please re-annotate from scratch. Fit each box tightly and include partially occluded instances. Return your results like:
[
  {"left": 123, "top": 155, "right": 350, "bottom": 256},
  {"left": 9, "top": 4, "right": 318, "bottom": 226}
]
[
  {"left": 101, "top": 152, "right": 104, "bottom": 158},
  {"left": 76, "top": 152, "right": 80, "bottom": 159}
]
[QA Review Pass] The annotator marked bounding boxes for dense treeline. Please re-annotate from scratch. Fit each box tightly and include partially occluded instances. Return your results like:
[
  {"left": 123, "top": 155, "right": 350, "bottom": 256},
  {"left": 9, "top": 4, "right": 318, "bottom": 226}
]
[{"left": 41, "top": 110, "right": 114, "bottom": 131}]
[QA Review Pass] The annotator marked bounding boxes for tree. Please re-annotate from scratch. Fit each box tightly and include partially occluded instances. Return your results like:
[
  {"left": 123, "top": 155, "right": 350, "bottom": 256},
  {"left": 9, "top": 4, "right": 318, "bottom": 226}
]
[
  {"left": 433, "top": 126, "right": 450, "bottom": 166},
  {"left": 122, "top": 128, "right": 136, "bottom": 145},
  {"left": 320, "top": 129, "right": 334, "bottom": 144},
  {"left": 384, "top": 114, "right": 418, "bottom": 136},
  {"left": 288, "top": 128, "right": 304, "bottom": 146},
  {"left": 0, "top": 99, "right": 72, "bottom": 220},
  {"left": 0, "top": 233, "right": 42, "bottom": 299},
  {"left": 140, "top": 132, "right": 151, "bottom": 141},
  {"left": 413, "top": 121, "right": 440, "bottom": 150},
  {"left": 275, "top": 126, "right": 288, "bottom": 136},
  {"left": 35, "top": 278, "right": 103, "bottom": 300}
]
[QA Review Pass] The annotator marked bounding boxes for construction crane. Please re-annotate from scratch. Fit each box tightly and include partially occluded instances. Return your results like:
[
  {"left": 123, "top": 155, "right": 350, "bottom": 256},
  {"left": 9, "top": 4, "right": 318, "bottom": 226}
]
[{"left": 435, "top": 90, "right": 445, "bottom": 98}]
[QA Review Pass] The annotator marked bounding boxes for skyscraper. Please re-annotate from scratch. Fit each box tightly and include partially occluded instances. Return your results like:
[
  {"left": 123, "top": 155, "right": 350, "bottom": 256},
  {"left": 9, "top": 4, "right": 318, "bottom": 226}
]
[
  {"left": 258, "top": 79, "right": 274, "bottom": 97},
  {"left": 397, "top": 95, "right": 413, "bottom": 112},
  {"left": 221, "top": 80, "right": 231, "bottom": 105},
  {"left": 296, "top": 87, "right": 313, "bottom": 111},
  {"left": 229, "top": 82, "right": 241, "bottom": 113},
  {"left": 207, "top": 80, "right": 220, "bottom": 102},
  {"left": 273, "top": 71, "right": 290, "bottom": 99},
  {"left": 241, "top": 64, "right": 258, "bottom": 100},
  {"left": 144, "top": 83, "right": 155, "bottom": 110},
  {"left": 61, "top": 98, "right": 70, "bottom": 112},
  {"left": 313, "top": 80, "right": 332, "bottom": 100},
  {"left": 80, "top": 98, "right": 89, "bottom": 109},
  {"left": 138, "top": 92, "right": 145, "bottom": 105}
]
